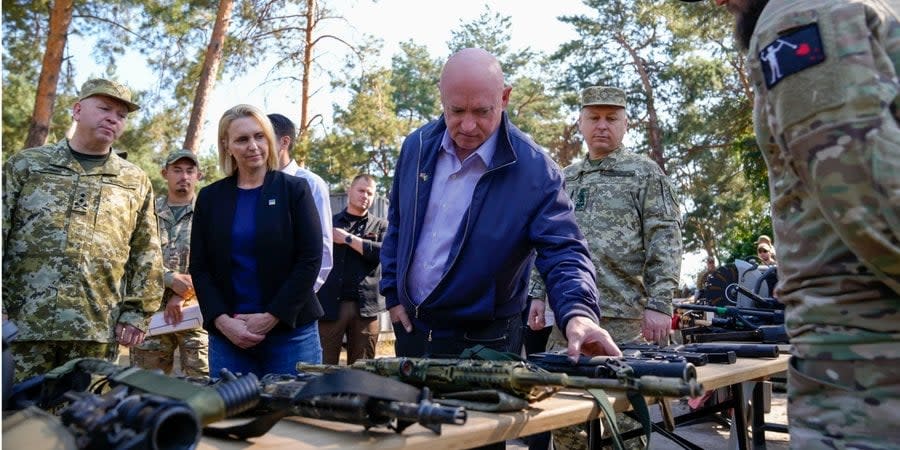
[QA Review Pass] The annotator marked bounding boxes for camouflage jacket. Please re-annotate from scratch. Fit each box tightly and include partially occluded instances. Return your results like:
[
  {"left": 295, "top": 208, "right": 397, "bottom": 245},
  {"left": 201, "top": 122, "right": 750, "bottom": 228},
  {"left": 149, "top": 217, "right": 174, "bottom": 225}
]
[
  {"left": 531, "top": 148, "right": 683, "bottom": 318},
  {"left": 156, "top": 196, "right": 194, "bottom": 309},
  {"left": 748, "top": 0, "right": 900, "bottom": 359},
  {"left": 2, "top": 139, "right": 163, "bottom": 342}
]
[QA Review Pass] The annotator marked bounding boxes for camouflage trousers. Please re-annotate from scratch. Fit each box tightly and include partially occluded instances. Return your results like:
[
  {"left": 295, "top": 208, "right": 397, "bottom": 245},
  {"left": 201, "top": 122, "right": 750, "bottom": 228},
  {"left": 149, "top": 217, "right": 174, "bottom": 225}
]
[
  {"left": 788, "top": 356, "right": 900, "bottom": 449},
  {"left": 547, "top": 319, "right": 647, "bottom": 450},
  {"left": 10, "top": 341, "right": 113, "bottom": 383},
  {"left": 130, "top": 328, "right": 209, "bottom": 377}
]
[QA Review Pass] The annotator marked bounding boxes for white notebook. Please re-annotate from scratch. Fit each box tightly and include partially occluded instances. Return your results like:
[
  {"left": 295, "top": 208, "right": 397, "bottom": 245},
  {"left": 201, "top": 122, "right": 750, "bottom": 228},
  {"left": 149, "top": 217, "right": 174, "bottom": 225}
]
[{"left": 147, "top": 304, "right": 203, "bottom": 336}]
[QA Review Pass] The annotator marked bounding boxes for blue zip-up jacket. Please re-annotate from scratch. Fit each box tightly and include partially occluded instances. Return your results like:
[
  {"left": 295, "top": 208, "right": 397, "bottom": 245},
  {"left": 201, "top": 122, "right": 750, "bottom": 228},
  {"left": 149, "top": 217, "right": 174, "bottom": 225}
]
[{"left": 380, "top": 113, "right": 601, "bottom": 331}]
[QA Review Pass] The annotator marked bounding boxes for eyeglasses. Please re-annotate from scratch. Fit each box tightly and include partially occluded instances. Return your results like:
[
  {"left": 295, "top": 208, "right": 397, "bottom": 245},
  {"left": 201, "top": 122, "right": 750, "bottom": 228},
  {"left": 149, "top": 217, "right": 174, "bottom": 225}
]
[{"left": 757, "top": 248, "right": 770, "bottom": 254}]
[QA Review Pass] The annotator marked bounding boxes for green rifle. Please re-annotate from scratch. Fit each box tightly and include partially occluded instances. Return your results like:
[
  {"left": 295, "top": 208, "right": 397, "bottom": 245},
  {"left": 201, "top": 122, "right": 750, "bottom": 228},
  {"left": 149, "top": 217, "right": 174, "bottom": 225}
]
[{"left": 298, "top": 357, "right": 703, "bottom": 403}]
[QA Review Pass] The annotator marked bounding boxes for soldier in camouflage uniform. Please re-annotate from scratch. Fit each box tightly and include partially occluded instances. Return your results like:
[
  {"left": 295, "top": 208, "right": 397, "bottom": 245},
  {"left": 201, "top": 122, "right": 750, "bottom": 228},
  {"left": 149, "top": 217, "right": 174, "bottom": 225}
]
[
  {"left": 2, "top": 79, "right": 164, "bottom": 382},
  {"left": 529, "top": 86, "right": 683, "bottom": 346},
  {"left": 130, "top": 149, "right": 209, "bottom": 377},
  {"left": 681, "top": 0, "right": 900, "bottom": 448},
  {"left": 528, "top": 86, "right": 683, "bottom": 450}
]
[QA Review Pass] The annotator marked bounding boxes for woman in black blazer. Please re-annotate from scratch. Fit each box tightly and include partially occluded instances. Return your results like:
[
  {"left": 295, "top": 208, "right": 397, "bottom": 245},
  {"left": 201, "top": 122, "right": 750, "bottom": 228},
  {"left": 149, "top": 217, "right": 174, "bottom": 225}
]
[{"left": 190, "top": 104, "right": 324, "bottom": 376}]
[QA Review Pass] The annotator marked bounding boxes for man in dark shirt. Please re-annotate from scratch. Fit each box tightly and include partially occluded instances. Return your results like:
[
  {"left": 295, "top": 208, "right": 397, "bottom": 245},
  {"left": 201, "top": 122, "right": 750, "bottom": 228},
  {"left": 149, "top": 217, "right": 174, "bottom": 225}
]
[{"left": 317, "top": 174, "right": 388, "bottom": 364}]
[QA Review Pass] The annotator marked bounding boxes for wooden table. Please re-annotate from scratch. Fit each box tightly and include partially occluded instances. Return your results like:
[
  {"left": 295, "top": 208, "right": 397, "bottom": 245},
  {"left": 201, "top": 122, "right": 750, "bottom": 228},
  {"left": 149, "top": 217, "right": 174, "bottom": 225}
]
[
  {"left": 622, "top": 354, "right": 790, "bottom": 450},
  {"left": 198, "top": 355, "right": 790, "bottom": 450}
]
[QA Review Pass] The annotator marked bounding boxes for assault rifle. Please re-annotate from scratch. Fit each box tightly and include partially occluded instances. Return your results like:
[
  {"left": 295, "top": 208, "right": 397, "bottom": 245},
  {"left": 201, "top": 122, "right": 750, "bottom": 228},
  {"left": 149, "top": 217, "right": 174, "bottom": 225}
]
[
  {"left": 202, "top": 370, "right": 466, "bottom": 436},
  {"left": 618, "top": 343, "right": 780, "bottom": 363},
  {"left": 8, "top": 358, "right": 260, "bottom": 449},
  {"left": 528, "top": 351, "right": 701, "bottom": 379},
  {"left": 679, "top": 342, "right": 779, "bottom": 358},
  {"left": 613, "top": 344, "right": 733, "bottom": 365},
  {"left": 298, "top": 357, "right": 703, "bottom": 412},
  {"left": 681, "top": 325, "right": 789, "bottom": 344}
]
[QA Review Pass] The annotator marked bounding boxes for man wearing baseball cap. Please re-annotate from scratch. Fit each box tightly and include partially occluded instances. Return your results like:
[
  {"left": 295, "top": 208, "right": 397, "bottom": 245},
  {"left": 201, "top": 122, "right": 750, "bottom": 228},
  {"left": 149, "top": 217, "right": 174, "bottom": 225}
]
[
  {"left": 755, "top": 235, "right": 776, "bottom": 266},
  {"left": 2, "top": 78, "right": 163, "bottom": 381},
  {"left": 528, "top": 86, "right": 683, "bottom": 450},
  {"left": 131, "top": 149, "right": 209, "bottom": 377},
  {"left": 680, "top": 1, "right": 899, "bottom": 448}
]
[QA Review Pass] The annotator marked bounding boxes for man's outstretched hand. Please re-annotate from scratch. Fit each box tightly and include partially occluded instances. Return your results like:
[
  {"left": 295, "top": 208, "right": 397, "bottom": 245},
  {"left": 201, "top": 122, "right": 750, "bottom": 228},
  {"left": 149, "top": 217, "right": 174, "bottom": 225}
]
[{"left": 565, "top": 316, "right": 622, "bottom": 360}]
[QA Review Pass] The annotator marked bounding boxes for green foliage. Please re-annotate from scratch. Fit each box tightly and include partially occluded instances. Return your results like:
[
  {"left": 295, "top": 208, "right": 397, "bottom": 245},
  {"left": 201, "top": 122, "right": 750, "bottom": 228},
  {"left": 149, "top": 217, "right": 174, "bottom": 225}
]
[
  {"left": 310, "top": 41, "right": 404, "bottom": 192},
  {"left": 390, "top": 40, "right": 441, "bottom": 130},
  {"left": 718, "top": 216, "right": 774, "bottom": 265},
  {"left": 447, "top": 7, "right": 535, "bottom": 78},
  {"left": 2, "top": 73, "right": 38, "bottom": 159}
]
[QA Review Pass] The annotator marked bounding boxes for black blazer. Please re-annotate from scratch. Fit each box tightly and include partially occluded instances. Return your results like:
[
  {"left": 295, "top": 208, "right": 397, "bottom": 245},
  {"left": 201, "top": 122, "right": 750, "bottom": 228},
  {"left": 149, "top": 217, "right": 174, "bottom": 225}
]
[{"left": 190, "top": 170, "right": 324, "bottom": 334}]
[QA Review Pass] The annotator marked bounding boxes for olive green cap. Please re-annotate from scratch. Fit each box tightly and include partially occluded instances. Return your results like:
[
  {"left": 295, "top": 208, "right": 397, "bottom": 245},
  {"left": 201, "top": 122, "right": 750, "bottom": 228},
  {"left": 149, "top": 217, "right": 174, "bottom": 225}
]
[
  {"left": 581, "top": 86, "right": 626, "bottom": 108},
  {"left": 164, "top": 149, "right": 200, "bottom": 167},
  {"left": 78, "top": 78, "right": 140, "bottom": 112}
]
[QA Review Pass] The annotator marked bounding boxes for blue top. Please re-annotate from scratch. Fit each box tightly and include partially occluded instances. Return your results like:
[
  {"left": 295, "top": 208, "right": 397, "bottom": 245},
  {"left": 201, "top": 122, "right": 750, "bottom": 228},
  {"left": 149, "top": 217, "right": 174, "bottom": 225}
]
[
  {"left": 407, "top": 128, "right": 498, "bottom": 305},
  {"left": 231, "top": 186, "right": 263, "bottom": 313}
]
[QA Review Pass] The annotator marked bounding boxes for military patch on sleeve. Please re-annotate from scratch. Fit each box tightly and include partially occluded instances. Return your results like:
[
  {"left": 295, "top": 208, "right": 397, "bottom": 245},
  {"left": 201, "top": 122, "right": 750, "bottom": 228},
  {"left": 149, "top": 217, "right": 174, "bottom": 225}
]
[{"left": 758, "top": 23, "right": 826, "bottom": 89}]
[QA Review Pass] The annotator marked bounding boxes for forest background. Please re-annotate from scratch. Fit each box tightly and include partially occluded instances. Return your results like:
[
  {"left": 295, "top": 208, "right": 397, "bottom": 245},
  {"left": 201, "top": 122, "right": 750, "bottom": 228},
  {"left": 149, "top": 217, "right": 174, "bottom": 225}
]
[{"left": 1, "top": 0, "right": 774, "bottom": 287}]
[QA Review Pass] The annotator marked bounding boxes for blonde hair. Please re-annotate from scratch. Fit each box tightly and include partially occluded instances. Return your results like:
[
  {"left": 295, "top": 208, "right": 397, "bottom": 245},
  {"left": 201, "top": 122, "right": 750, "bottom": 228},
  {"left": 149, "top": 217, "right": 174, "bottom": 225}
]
[{"left": 217, "top": 104, "right": 279, "bottom": 176}]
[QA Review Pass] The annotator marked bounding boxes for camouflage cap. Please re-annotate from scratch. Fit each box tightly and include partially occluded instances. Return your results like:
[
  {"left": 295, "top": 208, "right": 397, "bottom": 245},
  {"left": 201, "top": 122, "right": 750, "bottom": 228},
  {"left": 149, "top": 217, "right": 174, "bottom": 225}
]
[
  {"left": 164, "top": 149, "right": 199, "bottom": 167},
  {"left": 581, "top": 86, "right": 626, "bottom": 108},
  {"left": 78, "top": 78, "right": 140, "bottom": 112}
]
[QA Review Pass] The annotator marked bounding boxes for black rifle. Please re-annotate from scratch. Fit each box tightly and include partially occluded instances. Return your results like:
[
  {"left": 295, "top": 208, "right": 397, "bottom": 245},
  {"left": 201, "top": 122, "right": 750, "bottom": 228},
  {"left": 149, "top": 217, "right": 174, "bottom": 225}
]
[
  {"left": 679, "top": 343, "right": 779, "bottom": 358},
  {"left": 526, "top": 352, "right": 699, "bottom": 382},
  {"left": 617, "top": 343, "right": 735, "bottom": 365},
  {"left": 681, "top": 325, "right": 789, "bottom": 344},
  {"left": 221, "top": 370, "right": 467, "bottom": 436}
]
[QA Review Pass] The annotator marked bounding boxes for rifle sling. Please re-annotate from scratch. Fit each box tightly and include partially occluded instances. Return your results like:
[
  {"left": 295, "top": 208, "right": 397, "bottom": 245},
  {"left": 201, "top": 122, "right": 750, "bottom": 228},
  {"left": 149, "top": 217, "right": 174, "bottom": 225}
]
[
  {"left": 294, "top": 369, "right": 421, "bottom": 403},
  {"left": 203, "top": 410, "right": 289, "bottom": 440},
  {"left": 437, "top": 389, "right": 530, "bottom": 412},
  {"left": 587, "top": 388, "right": 652, "bottom": 450}
]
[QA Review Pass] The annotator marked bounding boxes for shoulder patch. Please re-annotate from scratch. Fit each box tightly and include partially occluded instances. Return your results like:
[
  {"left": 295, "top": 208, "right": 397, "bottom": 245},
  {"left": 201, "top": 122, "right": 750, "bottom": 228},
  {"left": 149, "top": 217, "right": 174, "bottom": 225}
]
[{"left": 758, "top": 23, "right": 826, "bottom": 89}]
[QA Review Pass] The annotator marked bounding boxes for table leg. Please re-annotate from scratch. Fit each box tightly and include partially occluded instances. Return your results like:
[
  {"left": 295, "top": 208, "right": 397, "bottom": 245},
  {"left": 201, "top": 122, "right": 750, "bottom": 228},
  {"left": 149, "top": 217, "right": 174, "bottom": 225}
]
[
  {"left": 752, "top": 381, "right": 766, "bottom": 449},
  {"left": 732, "top": 382, "right": 750, "bottom": 450}
]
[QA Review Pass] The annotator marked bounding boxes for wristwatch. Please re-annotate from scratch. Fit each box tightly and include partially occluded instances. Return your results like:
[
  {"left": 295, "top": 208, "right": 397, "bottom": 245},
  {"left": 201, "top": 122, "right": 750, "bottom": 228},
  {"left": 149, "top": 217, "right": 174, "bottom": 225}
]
[{"left": 345, "top": 234, "right": 353, "bottom": 244}]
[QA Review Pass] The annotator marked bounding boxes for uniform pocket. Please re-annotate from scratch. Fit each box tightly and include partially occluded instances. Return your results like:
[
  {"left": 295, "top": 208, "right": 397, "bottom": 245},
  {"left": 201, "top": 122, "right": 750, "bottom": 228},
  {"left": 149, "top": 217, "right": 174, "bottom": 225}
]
[{"left": 96, "top": 178, "right": 139, "bottom": 245}]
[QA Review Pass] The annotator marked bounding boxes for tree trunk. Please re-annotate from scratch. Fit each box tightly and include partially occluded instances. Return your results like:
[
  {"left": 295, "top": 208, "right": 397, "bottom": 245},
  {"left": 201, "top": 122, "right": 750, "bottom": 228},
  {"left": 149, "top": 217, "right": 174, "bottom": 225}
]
[
  {"left": 616, "top": 33, "right": 666, "bottom": 174},
  {"left": 296, "top": 0, "right": 316, "bottom": 163},
  {"left": 24, "top": 0, "right": 74, "bottom": 149},
  {"left": 182, "top": 0, "right": 234, "bottom": 153}
]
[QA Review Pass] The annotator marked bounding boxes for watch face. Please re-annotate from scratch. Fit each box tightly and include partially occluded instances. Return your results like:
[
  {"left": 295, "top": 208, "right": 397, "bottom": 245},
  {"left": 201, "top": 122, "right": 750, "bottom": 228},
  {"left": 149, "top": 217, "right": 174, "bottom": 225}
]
[{"left": 345, "top": 235, "right": 353, "bottom": 244}]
